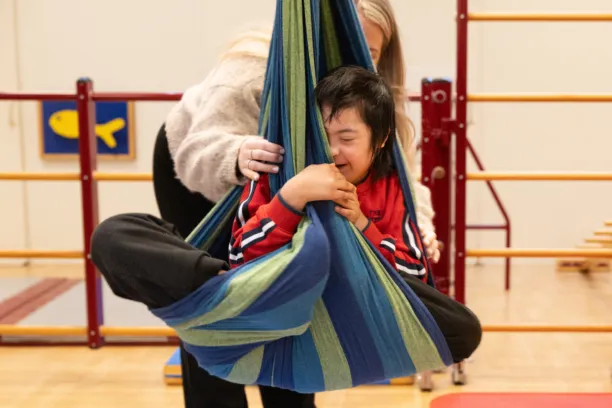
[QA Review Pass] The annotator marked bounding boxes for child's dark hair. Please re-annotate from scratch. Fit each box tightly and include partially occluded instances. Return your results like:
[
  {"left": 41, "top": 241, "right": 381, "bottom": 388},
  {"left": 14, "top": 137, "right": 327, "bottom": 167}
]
[{"left": 314, "top": 65, "right": 396, "bottom": 181}]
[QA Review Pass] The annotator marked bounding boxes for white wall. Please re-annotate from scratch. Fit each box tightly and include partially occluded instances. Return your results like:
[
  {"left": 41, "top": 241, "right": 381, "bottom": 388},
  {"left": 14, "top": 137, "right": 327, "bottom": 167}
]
[
  {"left": 0, "top": 0, "right": 611, "bottom": 267},
  {"left": 0, "top": 0, "right": 27, "bottom": 264},
  {"left": 467, "top": 0, "right": 612, "bottom": 261}
]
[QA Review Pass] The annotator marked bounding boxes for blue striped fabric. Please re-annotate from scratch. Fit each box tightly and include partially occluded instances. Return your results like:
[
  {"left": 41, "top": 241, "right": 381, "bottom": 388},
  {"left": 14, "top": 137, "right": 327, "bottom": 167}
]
[{"left": 150, "top": 0, "right": 452, "bottom": 393}]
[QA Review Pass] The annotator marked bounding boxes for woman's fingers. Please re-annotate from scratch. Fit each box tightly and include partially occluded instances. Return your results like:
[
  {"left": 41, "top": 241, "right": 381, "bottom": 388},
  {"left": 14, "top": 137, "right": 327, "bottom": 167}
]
[
  {"left": 249, "top": 139, "right": 285, "bottom": 159},
  {"left": 422, "top": 230, "right": 435, "bottom": 246},
  {"left": 250, "top": 147, "right": 284, "bottom": 164},
  {"left": 421, "top": 230, "right": 441, "bottom": 263},
  {"left": 432, "top": 249, "right": 441, "bottom": 263},
  {"left": 247, "top": 159, "right": 280, "bottom": 174},
  {"left": 237, "top": 137, "right": 285, "bottom": 178},
  {"left": 240, "top": 166, "right": 260, "bottom": 181}
]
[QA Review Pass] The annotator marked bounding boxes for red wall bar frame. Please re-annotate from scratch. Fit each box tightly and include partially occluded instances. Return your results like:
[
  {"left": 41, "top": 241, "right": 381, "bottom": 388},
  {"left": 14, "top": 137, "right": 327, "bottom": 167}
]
[
  {"left": 421, "top": 78, "right": 453, "bottom": 296},
  {"left": 465, "top": 139, "right": 512, "bottom": 289},
  {"left": 454, "top": 0, "right": 469, "bottom": 304},
  {"left": 76, "top": 78, "right": 104, "bottom": 348}
]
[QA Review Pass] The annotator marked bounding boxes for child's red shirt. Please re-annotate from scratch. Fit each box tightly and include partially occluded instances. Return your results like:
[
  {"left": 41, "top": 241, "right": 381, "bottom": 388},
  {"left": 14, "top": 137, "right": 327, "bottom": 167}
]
[{"left": 229, "top": 171, "right": 428, "bottom": 282}]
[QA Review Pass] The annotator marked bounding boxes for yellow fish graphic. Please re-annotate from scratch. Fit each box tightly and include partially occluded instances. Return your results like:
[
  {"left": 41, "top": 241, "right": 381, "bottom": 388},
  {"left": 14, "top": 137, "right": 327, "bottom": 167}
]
[{"left": 48, "top": 109, "right": 125, "bottom": 149}]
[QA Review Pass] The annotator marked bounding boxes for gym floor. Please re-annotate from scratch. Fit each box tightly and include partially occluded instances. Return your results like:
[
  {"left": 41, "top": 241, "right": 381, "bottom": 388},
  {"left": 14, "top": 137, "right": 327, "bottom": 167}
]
[{"left": 1, "top": 263, "right": 610, "bottom": 407}]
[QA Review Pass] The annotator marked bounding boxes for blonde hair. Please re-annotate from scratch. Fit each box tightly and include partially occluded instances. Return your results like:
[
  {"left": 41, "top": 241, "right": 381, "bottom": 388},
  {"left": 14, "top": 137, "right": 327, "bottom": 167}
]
[
  {"left": 219, "top": 25, "right": 272, "bottom": 62},
  {"left": 355, "top": 0, "right": 417, "bottom": 171}
]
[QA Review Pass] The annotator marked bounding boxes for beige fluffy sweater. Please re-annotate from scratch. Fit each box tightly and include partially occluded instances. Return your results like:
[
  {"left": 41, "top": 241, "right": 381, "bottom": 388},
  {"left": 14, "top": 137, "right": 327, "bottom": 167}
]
[{"left": 164, "top": 43, "right": 435, "bottom": 234}]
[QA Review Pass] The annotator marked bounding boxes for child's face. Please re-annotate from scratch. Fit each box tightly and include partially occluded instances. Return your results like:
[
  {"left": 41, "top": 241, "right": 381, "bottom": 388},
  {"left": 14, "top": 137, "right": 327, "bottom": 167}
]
[{"left": 322, "top": 105, "right": 374, "bottom": 185}]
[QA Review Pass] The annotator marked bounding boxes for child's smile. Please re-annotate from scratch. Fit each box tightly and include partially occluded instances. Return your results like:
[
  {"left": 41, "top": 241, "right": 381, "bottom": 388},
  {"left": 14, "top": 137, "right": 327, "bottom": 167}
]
[{"left": 322, "top": 106, "right": 374, "bottom": 185}]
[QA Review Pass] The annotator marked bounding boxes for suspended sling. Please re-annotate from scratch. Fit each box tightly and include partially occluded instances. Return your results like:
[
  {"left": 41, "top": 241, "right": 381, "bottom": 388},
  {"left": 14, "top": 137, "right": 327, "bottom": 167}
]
[{"left": 150, "top": 0, "right": 453, "bottom": 393}]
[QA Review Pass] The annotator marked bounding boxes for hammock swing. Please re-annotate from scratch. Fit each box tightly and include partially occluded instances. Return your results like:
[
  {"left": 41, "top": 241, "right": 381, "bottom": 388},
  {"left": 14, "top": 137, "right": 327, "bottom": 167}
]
[{"left": 150, "top": 0, "right": 453, "bottom": 393}]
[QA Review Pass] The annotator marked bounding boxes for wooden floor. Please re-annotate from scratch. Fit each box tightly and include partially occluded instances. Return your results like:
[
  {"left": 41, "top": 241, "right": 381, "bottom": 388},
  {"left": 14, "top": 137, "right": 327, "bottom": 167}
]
[{"left": 1, "top": 263, "right": 611, "bottom": 407}]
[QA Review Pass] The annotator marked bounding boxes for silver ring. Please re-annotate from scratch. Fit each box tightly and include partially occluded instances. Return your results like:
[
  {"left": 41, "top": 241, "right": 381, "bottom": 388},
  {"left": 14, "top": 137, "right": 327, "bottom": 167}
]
[
  {"left": 250, "top": 149, "right": 255, "bottom": 160},
  {"left": 247, "top": 159, "right": 252, "bottom": 170}
]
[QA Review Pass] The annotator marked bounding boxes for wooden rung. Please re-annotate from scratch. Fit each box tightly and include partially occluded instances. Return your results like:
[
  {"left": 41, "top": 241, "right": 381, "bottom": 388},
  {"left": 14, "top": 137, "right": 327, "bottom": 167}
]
[
  {"left": 470, "top": 248, "right": 612, "bottom": 257},
  {"left": 0, "top": 325, "right": 176, "bottom": 337},
  {"left": 606, "top": 220, "right": 612, "bottom": 227},
  {"left": 0, "top": 250, "right": 83, "bottom": 259},
  {"left": 576, "top": 243, "right": 602, "bottom": 249},
  {"left": 93, "top": 172, "right": 152, "bottom": 181},
  {"left": 482, "top": 325, "right": 612, "bottom": 333},
  {"left": 585, "top": 237, "right": 612, "bottom": 245},
  {"left": 0, "top": 172, "right": 80, "bottom": 181},
  {"left": 467, "top": 171, "right": 612, "bottom": 181},
  {"left": 556, "top": 259, "right": 610, "bottom": 273},
  {"left": 468, "top": 94, "right": 612, "bottom": 103},
  {"left": 594, "top": 230, "right": 612, "bottom": 236},
  {"left": 556, "top": 259, "right": 588, "bottom": 269},
  {"left": 468, "top": 13, "right": 612, "bottom": 22}
]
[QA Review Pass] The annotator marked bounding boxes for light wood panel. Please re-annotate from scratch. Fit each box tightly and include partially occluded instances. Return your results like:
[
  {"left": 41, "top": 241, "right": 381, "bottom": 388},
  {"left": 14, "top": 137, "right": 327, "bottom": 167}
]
[{"left": 0, "top": 263, "right": 610, "bottom": 407}]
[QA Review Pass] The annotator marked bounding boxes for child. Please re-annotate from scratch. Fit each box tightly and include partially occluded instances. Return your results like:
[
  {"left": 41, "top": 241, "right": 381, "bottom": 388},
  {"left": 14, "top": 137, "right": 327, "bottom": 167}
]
[
  {"left": 230, "top": 65, "right": 429, "bottom": 283},
  {"left": 90, "top": 66, "right": 481, "bottom": 370}
]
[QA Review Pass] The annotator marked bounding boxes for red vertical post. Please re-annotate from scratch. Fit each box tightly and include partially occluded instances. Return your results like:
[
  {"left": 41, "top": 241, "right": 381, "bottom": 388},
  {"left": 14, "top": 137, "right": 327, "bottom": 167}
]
[
  {"left": 505, "top": 229, "right": 511, "bottom": 290},
  {"left": 77, "top": 78, "right": 104, "bottom": 348},
  {"left": 421, "top": 78, "right": 453, "bottom": 296},
  {"left": 454, "top": 0, "right": 469, "bottom": 304}
]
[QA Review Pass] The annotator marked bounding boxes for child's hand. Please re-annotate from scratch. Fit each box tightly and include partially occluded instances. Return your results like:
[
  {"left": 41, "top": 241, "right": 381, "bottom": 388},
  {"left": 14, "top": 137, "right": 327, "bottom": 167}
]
[
  {"left": 280, "top": 164, "right": 355, "bottom": 211},
  {"left": 334, "top": 190, "right": 369, "bottom": 231}
]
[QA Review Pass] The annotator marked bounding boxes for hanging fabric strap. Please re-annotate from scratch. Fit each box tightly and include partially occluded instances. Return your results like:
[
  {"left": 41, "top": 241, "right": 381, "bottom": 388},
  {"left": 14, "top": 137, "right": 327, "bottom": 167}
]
[{"left": 150, "top": 0, "right": 452, "bottom": 393}]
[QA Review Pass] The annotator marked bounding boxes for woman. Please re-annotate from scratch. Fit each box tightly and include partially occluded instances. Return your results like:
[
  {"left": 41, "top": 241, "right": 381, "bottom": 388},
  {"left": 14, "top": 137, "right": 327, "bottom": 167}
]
[{"left": 154, "top": 1, "right": 440, "bottom": 406}]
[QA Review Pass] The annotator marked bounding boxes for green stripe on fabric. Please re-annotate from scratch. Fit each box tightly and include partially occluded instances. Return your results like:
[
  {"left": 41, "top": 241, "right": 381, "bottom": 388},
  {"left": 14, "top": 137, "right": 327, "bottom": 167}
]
[
  {"left": 227, "top": 345, "right": 265, "bottom": 385},
  {"left": 259, "top": 90, "right": 272, "bottom": 138},
  {"left": 309, "top": 299, "right": 352, "bottom": 390},
  {"left": 284, "top": 0, "right": 307, "bottom": 173},
  {"left": 184, "top": 191, "right": 240, "bottom": 248},
  {"left": 175, "top": 218, "right": 312, "bottom": 332},
  {"left": 178, "top": 322, "right": 310, "bottom": 347},
  {"left": 311, "top": 0, "right": 337, "bottom": 162},
  {"left": 320, "top": 0, "right": 341, "bottom": 70},
  {"left": 355, "top": 229, "right": 446, "bottom": 372},
  {"left": 303, "top": 0, "right": 317, "bottom": 86}
]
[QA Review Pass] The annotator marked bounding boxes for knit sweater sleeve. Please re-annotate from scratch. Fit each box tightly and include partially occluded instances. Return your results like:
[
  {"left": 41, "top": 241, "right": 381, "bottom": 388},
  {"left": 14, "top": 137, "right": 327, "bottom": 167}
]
[
  {"left": 164, "top": 56, "right": 267, "bottom": 202},
  {"left": 413, "top": 180, "right": 435, "bottom": 234}
]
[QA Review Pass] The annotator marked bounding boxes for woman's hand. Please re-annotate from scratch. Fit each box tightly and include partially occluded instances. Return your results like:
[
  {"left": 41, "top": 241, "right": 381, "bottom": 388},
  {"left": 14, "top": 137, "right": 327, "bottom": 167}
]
[
  {"left": 421, "top": 230, "right": 441, "bottom": 263},
  {"left": 280, "top": 164, "right": 355, "bottom": 211},
  {"left": 237, "top": 136, "right": 285, "bottom": 181}
]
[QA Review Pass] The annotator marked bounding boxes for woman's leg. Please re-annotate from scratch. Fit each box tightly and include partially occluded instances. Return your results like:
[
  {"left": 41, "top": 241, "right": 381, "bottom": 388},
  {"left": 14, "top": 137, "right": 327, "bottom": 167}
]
[
  {"left": 152, "top": 123, "right": 216, "bottom": 239},
  {"left": 402, "top": 275, "right": 482, "bottom": 363},
  {"left": 259, "top": 386, "right": 316, "bottom": 408},
  {"left": 91, "top": 213, "right": 248, "bottom": 408},
  {"left": 180, "top": 346, "right": 249, "bottom": 408},
  {"left": 152, "top": 124, "right": 250, "bottom": 407}
]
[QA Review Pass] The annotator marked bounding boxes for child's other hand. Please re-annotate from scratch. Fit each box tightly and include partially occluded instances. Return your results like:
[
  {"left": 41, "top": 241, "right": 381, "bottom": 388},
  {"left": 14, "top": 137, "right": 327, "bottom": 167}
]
[{"left": 334, "top": 190, "right": 369, "bottom": 231}]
